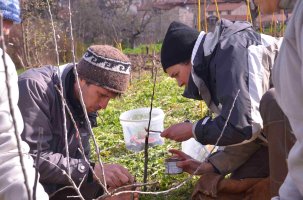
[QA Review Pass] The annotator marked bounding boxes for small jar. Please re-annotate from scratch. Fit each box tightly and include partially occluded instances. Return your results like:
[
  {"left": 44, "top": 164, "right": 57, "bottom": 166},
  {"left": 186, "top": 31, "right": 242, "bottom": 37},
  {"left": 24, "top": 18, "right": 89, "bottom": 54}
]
[{"left": 165, "top": 158, "right": 183, "bottom": 174}]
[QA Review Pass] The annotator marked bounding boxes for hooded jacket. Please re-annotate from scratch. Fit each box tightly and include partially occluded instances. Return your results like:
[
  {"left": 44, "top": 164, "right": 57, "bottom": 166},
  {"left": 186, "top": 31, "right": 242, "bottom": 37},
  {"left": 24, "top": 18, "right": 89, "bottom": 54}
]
[
  {"left": 185, "top": 19, "right": 282, "bottom": 146},
  {"left": 18, "top": 64, "right": 97, "bottom": 194}
]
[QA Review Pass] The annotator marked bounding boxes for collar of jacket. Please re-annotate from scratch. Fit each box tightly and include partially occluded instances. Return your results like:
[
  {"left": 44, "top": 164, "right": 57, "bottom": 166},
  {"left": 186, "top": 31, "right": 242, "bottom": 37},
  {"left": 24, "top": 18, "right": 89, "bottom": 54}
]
[
  {"left": 57, "top": 63, "right": 75, "bottom": 98},
  {"left": 54, "top": 64, "right": 85, "bottom": 122}
]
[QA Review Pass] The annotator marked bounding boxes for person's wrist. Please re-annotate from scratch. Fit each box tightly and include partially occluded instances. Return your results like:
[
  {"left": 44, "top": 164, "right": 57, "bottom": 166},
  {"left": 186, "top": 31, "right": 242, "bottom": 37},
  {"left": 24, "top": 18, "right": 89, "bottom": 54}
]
[
  {"left": 200, "top": 160, "right": 215, "bottom": 174},
  {"left": 205, "top": 159, "right": 220, "bottom": 174},
  {"left": 183, "top": 120, "right": 194, "bottom": 138},
  {"left": 205, "top": 162, "right": 215, "bottom": 173}
]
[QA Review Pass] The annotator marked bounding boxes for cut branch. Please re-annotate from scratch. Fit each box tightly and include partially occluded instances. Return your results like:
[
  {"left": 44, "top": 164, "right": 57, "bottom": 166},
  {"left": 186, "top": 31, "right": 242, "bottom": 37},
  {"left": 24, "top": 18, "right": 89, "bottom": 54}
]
[{"left": 143, "top": 65, "right": 158, "bottom": 190}]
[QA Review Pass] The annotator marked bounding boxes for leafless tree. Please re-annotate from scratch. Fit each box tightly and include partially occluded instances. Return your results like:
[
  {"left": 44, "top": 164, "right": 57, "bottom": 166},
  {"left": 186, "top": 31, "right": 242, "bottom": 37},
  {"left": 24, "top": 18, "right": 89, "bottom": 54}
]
[{"left": 97, "top": 0, "right": 158, "bottom": 48}]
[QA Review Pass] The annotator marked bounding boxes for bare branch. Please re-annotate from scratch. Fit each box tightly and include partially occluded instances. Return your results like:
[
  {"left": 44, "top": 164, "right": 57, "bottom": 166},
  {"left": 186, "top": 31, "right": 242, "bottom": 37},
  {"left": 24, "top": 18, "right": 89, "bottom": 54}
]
[
  {"left": 68, "top": 0, "right": 108, "bottom": 191},
  {"left": 143, "top": 64, "right": 158, "bottom": 190},
  {"left": 207, "top": 89, "right": 241, "bottom": 155},
  {"left": 46, "top": 2, "right": 108, "bottom": 197},
  {"left": 46, "top": 0, "right": 71, "bottom": 178},
  {"left": 30, "top": 153, "right": 85, "bottom": 200},
  {"left": 54, "top": 85, "right": 109, "bottom": 194}
]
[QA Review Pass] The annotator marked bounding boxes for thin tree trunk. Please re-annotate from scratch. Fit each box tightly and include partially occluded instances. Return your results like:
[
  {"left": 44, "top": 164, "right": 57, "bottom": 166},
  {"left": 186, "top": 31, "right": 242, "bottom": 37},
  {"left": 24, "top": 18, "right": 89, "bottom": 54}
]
[
  {"left": 33, "top": 32, "right": 41, "bottom": 66},
  {"left": 21, "top": 22, "right": 29, "bottom": 68},
  {"left": 25, "top": 20, "right": 32, "bottom": 67}
]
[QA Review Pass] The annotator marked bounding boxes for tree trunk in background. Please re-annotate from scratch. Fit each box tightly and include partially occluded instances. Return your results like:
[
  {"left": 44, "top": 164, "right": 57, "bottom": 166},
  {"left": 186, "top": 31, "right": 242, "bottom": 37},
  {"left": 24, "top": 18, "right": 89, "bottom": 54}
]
[
  {"left": 21, "top": 22, "right": 29, "bottom": 68},
  {"left": 25, "top": 21, "right": 32, "bottom": 67},
  {"left": 33, "top": 32, "right": 41, "bottom": 66}
]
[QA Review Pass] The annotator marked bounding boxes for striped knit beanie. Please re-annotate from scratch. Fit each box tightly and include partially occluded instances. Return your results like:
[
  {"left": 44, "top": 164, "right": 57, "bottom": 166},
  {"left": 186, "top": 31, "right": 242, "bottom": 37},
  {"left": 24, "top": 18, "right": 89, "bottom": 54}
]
[
  {"left": 77, "top": 45, "right": 131, "bottom": 94},
  {"left": 0, "top": 0, "right": 21, "bottom": 23}
]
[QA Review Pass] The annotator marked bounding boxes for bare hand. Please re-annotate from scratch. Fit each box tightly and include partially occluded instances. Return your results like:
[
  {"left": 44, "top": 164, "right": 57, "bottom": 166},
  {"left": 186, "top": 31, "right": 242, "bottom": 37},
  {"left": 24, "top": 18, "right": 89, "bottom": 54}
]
[
  {"left": 93, "top": 163, "right": 134, "bottom": 188},
  {"left": 169, "top": 149, "right": 214, "bottom": 175},
  {"left": 161, "top": 122, "right": 193, "bottom": 142}
]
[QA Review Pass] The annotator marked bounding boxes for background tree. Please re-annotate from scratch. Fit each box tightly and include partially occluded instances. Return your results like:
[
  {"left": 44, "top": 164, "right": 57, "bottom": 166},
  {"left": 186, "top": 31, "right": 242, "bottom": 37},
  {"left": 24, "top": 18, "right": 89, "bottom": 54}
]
[{"left": 97, "top": 0, "right": 157, "bottom": 48}]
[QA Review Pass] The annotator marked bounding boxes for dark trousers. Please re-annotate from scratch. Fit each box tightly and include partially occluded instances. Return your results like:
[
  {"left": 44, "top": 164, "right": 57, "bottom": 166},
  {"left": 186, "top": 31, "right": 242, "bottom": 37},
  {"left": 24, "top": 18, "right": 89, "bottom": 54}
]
[
  {"left": 197, "top": 88, "right": 295, "bottom": 199},
  {"left": 229, "top": 88, "right": 295, "bottom": 197},
  {"left": 259, "top": 88, "right": 296, "bottom": 197}
]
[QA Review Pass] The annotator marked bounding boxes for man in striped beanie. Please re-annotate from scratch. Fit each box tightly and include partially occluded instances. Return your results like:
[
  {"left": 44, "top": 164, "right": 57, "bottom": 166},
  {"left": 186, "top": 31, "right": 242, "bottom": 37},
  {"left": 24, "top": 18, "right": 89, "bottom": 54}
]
[
  {"left": 18, "top": 45, "right": 136, "bottom": 199},
  {"left": 77, "top": 45, "right": 131, "bottom": 95}
]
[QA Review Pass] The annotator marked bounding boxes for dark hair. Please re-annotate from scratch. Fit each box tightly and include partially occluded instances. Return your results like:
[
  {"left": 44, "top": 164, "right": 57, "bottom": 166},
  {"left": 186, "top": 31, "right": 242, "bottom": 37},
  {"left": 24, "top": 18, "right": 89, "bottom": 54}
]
[{"left": 79, "top": 77, "right": 122, "bottom": 98}]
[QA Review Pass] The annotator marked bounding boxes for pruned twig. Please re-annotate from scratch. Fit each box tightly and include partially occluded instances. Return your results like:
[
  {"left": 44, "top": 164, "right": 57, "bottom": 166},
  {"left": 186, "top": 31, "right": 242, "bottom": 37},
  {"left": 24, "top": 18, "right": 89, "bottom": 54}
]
[
  {"left": 29, "top": 153, "right": 85, "bottom": 200},
  {"left": 46, "top": 0, "right": 71, "bottom": 177},
  {"left": 143, "top": 65, "right": 158, "bottom": 190},
  {"left": 207, "top": 89, "right": 240, "bottom": 156},
  {"left": 54, "top": 85, "right": 109, "bottom": 194},
  {"left": 67, "top": 0, "right": 108, "bottom": 191}
]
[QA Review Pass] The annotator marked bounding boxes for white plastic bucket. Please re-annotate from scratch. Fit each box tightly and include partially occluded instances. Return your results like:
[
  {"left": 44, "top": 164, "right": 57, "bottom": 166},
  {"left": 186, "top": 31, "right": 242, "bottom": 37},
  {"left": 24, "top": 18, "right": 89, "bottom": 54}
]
[{"left": 119, "top": 107, "right": 165, "bottom": 152}]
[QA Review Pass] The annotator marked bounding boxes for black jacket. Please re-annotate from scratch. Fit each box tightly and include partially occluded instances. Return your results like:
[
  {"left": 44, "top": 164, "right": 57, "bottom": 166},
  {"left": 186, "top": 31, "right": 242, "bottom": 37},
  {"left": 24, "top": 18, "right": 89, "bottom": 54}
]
[{"left": 185, "top": 19, "right": 282, "bottom": 146}]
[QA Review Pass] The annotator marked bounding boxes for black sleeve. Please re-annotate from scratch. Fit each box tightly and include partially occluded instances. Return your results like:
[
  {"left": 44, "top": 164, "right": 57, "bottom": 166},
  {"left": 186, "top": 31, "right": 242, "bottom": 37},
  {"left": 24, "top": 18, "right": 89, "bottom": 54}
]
[{"left": 194, "top": 36, "right": 258, "bottom": 146}]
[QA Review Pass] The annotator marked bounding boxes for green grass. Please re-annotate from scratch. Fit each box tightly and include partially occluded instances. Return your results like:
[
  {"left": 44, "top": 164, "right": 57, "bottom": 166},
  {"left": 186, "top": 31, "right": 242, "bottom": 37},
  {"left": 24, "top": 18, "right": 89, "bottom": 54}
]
[
  {"left": 123, "top": 44, "right": 162, "bottom": 55},
  {"left": 17, "top": 68, "right": 26, "bottom": 75},
  {"left": 92, "top": 69, "right": 208, "bottom": 199}
]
